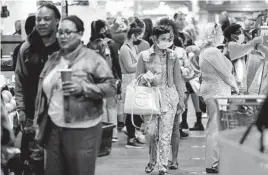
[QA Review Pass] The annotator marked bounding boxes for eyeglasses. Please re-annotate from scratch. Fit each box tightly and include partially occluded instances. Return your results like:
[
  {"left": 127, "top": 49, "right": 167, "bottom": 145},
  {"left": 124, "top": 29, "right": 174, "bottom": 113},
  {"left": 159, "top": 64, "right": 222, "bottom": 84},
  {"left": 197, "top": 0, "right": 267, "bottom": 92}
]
[{"left": 56, "top": 30, "right": 78, "bottom": 37}]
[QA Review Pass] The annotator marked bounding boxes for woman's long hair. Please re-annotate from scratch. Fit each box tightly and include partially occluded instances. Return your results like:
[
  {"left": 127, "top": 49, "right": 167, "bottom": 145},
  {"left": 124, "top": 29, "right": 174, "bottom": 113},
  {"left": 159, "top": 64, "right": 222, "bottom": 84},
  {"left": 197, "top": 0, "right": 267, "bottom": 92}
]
[
  {"left": 90, "top": 20, "right": 110, "bottom": 42},
  {"left": 143, "top": 18, "right": 153, "bottom": 45}
]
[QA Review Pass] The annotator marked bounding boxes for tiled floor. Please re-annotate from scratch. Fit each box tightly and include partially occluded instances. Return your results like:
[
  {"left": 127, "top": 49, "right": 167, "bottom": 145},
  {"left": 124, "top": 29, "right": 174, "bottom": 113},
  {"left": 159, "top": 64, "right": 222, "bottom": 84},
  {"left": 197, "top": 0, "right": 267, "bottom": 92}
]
[{"left": 96, "top": 97, "right": 211, "bottom": 175}]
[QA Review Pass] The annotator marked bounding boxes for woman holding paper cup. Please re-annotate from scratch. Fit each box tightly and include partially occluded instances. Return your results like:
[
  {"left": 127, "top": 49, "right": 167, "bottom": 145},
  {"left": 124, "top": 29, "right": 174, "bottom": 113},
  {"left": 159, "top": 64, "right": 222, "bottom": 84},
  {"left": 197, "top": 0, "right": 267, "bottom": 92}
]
[
  {"left": 136, "top": 25, "right": 185, "bottom": 175},
  {"left": 34, "top": 15, "right": 117, "bottom": 175}
]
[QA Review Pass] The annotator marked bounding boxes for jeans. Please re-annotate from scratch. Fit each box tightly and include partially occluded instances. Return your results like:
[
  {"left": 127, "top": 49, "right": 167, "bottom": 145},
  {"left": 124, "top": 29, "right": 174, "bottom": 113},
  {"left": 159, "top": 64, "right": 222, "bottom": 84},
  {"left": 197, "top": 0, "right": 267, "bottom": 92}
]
[
  {"left": 125, "top": 114, "right": 143, "bottom": 139},
  {"left": 205, "top": 98, "right": 220, "bottom": 168},
  {"left": 103, "top": 96, "right": 118, "bottom": 138},
  {"left": 20, "top": 131, "right": 44, "bottom": 175},
  {"left": 45, "top": 122, "right": 102, "bottom": 175}
]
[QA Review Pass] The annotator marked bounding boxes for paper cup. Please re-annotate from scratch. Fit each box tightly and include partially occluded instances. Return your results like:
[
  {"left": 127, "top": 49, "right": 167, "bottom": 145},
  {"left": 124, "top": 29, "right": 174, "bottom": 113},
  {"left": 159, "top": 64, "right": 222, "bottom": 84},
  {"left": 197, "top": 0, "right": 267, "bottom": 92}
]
[{"left": 60, "top": 69, "right": 72, "bottom": 82}]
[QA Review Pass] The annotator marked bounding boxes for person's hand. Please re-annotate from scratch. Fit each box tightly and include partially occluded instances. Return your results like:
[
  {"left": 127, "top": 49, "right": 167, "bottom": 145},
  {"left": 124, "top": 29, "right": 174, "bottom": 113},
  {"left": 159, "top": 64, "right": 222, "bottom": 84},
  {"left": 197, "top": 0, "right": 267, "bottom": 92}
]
[
  {"left": 177, "top": 100, "right": 185, "bottom": 114},
  {"left": 18, "top": 110, "right": 26, "bottom": 128},
  {"left": 252, "top": 36, "right": 262, "bottom": 46},
  {"left": 62, "top": 81, "right": 83, "bottom": 96},
  {"left": 143, "top": 71, "right": 154, "bottom": 83},
  {"left": 232, "top": 86, "right": 240, "bottom": 95}
]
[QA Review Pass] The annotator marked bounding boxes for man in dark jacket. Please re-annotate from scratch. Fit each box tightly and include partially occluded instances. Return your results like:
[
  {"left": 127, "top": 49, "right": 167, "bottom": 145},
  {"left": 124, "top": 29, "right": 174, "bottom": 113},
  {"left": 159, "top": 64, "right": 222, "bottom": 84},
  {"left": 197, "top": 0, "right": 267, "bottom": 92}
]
[
  {"left": 15, "top": 3, "right": 61, "bottom": 174},
  {"left": 12, "top": 15, "right": 36, "bottom": 70}
]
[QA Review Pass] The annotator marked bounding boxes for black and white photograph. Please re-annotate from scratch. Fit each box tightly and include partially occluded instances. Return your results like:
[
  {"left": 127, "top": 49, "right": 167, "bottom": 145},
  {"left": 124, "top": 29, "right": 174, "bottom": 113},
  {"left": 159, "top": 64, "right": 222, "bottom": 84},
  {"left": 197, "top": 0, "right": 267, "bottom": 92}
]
[{"left": 1, "top": 0, "right": 268, "bottom": 175}]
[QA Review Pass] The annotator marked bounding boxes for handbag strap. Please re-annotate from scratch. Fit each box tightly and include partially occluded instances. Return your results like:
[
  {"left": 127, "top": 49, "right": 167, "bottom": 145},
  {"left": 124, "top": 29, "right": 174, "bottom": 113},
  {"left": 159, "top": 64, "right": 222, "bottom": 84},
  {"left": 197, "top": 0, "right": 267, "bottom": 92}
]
[{"left": 135, "top": 74, "right": 151, "bottom": 87}]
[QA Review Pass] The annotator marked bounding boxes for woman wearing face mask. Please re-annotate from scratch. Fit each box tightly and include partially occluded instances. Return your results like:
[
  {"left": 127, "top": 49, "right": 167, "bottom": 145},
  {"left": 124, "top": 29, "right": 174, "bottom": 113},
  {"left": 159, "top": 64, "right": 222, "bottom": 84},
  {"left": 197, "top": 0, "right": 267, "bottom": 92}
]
[
  {"left": 199, "top": 23, "right": 239, "bottom": 174},
  {"left": 88, "top": 38, "right": 119, "bottom": 142},
  {"left": 119, "top": 21, "right": 145, "bottom": 148},
  {"left": 136, "top": 25, "right": 185, "bottom": 175},
  {"left": 88, "top": 20, "right": 122, "bottom": 85},
  {"left": 224, "top": 23, "right": 262, "bottom": 93},
  {"left": 88, "top": 19, "right": 124, "bottom": 129}
]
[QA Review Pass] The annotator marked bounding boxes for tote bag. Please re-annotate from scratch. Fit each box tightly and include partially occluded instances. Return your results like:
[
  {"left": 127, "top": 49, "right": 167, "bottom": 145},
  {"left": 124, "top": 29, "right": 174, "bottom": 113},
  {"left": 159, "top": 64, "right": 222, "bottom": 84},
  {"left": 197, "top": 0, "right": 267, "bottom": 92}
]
[{"left": 124, "top": 76, "right": 161, "bottom": 116}]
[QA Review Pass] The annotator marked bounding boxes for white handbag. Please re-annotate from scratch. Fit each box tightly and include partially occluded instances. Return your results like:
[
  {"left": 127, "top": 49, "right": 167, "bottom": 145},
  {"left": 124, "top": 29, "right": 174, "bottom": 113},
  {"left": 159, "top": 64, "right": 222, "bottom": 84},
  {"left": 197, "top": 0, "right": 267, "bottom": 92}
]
[
  {"left": 124, "top": 75, "right": 161, "bottom": 129},
  {"left": 189, "top": 77, "right": 201, "bottom": 96}
]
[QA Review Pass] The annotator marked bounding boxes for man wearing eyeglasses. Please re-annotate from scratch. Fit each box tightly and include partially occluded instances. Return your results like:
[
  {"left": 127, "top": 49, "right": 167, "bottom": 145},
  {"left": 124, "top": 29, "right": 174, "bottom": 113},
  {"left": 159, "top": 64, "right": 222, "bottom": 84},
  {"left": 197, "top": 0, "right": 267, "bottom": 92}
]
[{"left": 15, "top": 3, "right": 61, "bottom": 175}]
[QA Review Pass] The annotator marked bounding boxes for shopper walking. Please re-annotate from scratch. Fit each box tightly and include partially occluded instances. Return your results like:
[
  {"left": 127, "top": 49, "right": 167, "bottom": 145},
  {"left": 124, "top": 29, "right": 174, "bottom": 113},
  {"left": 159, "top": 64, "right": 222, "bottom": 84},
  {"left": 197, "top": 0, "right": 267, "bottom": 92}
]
[
  {"left": 119, "top": 20, "right": 145, "bottom": 148},
  {"left": 15, "top": 3, "right": 61, "bottom": 175},
  {"left": 137, "top": 25, "right": 185, "bottom": 175},
  {"left": 88, "top": 19, "right": 122, "bottom": 141},
  {"left": 157, "top": 17, "right": 189, "bottom": 170},
  {"left": 173, "top": 11, "right": 202, "bottom": 133},
  {"left": 199, "top": 23, "right": 239, "bottom": 173},
  {"left": 34, "top": 15, "right": 117, "bottom": 175}
]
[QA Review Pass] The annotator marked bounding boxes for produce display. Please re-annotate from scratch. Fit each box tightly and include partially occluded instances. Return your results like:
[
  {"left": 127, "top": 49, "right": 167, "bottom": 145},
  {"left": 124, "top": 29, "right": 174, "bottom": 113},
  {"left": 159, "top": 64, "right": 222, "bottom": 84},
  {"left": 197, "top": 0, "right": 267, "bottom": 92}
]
[
  {"left": 1, "top": 56, "right": 14, "bottom": 71},
  {"left": 1, "top": 74, "right": 19, "bottom": 135}
]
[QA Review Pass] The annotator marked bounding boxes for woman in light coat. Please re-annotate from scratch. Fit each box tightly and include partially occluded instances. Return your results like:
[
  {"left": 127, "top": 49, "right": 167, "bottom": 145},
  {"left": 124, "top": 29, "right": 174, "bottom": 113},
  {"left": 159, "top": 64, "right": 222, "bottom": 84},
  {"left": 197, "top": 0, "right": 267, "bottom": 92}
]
[{"left": 199, "top": 23, "right": 239, "bottom": 173}]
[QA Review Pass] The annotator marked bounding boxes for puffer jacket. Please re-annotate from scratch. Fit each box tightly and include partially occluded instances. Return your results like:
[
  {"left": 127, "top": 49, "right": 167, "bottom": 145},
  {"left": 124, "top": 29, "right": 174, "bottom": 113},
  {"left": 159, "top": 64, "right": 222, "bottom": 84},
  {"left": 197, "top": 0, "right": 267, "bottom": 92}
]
[
  {"left": 34, "top": 44, "right": 117, "bottom": 125},
  {"left": 15, "top": 36, "right": 60, "bottom": 122}
]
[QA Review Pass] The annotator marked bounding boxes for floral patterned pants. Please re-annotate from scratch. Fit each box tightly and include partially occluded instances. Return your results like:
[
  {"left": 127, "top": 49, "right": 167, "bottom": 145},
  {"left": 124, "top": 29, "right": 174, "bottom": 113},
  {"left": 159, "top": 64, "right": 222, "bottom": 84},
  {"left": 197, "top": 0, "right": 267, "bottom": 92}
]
[{"left": 144, "top": 109, "right": 176, "bottom": 172}]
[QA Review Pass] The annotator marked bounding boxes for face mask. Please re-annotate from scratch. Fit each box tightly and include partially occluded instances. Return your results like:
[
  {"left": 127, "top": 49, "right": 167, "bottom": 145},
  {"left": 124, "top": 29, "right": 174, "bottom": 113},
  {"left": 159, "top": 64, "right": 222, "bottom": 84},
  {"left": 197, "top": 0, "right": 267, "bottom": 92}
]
[
  {"left": 133, "top": 39, "right": 142, "bottom": 45},
  {"left": 99, "top": 33, "right": 107, "bottom": 39},
  {"left": 166, "top": 41, "right": 173, "bottom": 48},
  {"left": 237, "top": 34, "right": 245, "bottom": 44},
  {"left": 104, "top": 47, "right": 110, "bottom": 56},
  {"left": 157, "top": 41, "right": 169, "bottom": 50}
]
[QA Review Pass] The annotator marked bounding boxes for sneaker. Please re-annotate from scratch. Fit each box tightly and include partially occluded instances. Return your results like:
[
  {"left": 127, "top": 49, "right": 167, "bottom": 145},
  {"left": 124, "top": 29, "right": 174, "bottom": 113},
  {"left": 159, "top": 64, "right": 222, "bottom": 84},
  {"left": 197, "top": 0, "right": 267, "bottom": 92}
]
[
  {"left": 190, "top": 122, "right": 205, "bottom": 131},
  {"left": 112, "top": 137, "right": 119, "bottom": 142},
  {"left": 135, "top": 130, "right": 146, "bottom": 144},
  {"left": 168, "top": 160, "right": 179, "bottom": 170},
  {"left": 117, "top": 123, "right": 125, "bottom": 131},
  {"left": 122, "top": 126, "right": 127, "bottom": 135},
  {"left": 180, "top": 129, "right": 189, "bottom": 138},
  {"left": 206, "top": 167, "right": 219, "bottom": 174},
  {"left": 206, "top": 161, "right": 219, "bottom": 174},
  {"left": 126, "top": 138, "right": 143, "bottom": 148},
  {"left": 159, "top": 171, "right": 171, "bottom": 175},
  {"left": 145, "top": 162, "right": 155, "bottom": 173},
  {"left": 180, "top": 121, "right": 189, "bottom": 129}
]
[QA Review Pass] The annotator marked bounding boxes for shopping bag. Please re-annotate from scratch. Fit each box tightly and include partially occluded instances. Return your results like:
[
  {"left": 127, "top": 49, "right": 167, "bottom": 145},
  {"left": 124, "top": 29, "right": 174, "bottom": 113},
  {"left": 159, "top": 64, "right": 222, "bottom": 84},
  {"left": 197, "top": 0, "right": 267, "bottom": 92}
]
[
  {"left": 124, "top": 76, "right": 161, "bottom": 116},
  {"left": 189, "top": 77, "right": 201, "bottom": 96}
]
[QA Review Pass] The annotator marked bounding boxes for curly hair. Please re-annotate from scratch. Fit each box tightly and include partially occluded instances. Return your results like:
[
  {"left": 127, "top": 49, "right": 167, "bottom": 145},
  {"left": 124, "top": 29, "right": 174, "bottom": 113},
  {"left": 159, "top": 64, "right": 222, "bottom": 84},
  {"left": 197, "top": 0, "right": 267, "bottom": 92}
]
[
  {"left": 127, "top": 21, "right": 143, "bottom": 39},
  {"left": 152, "top": 25, "right": 171, "bottom": 38},
  {"left": 157, "top": 17, "right": 178, "bottom": 36}
]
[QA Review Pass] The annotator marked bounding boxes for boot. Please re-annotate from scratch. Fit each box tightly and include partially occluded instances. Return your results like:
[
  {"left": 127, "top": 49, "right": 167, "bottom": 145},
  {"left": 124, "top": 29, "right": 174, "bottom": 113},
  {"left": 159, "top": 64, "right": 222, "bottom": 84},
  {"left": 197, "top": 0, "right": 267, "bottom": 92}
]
[
  {"left": 180, "top": 109, "right": 188, "bottom": 129},
  {"left": 190, "top": 112, "right": 204, "bottom": 131}
]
